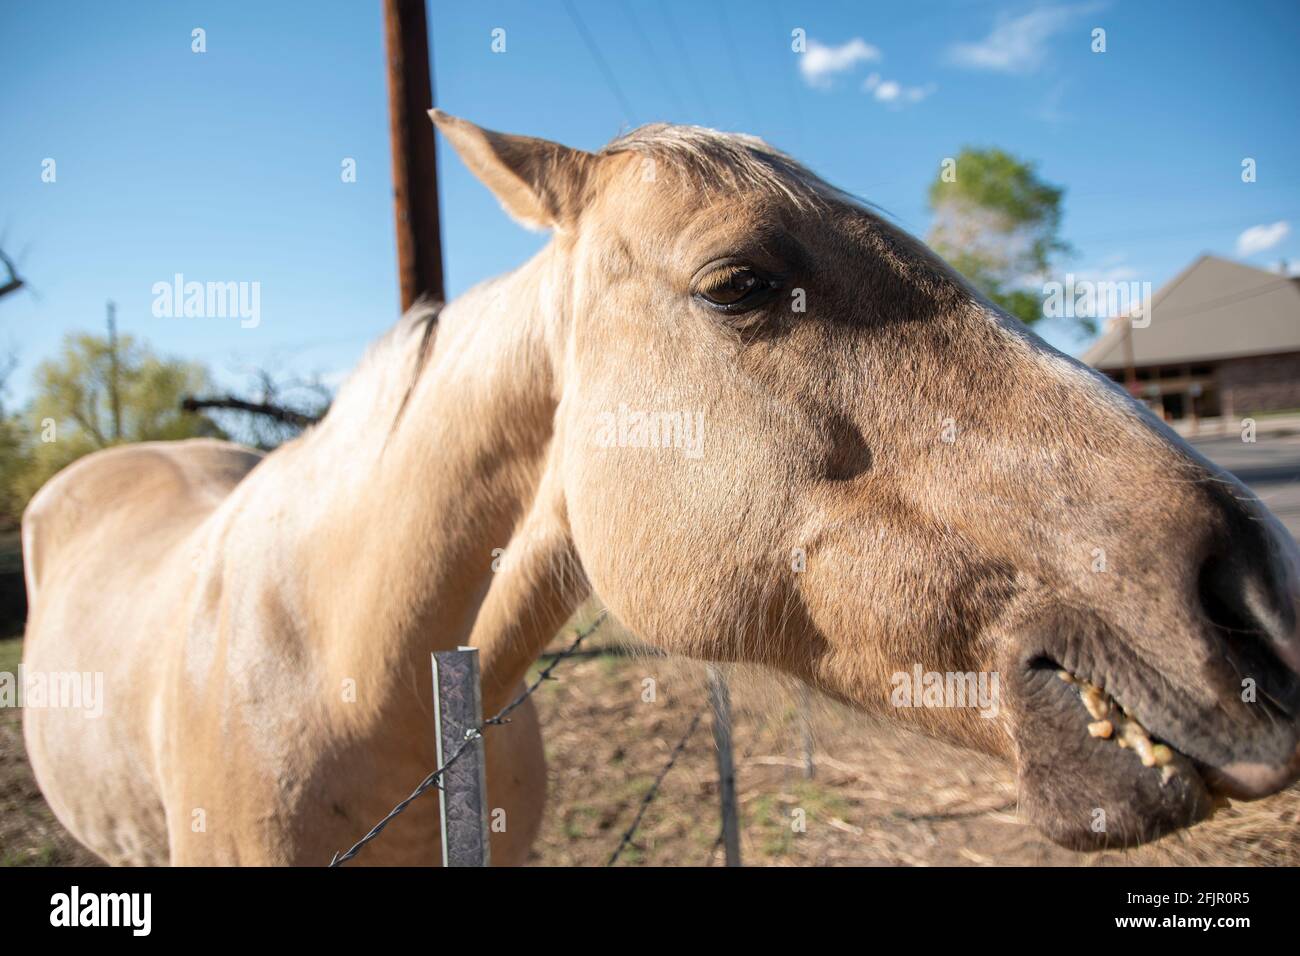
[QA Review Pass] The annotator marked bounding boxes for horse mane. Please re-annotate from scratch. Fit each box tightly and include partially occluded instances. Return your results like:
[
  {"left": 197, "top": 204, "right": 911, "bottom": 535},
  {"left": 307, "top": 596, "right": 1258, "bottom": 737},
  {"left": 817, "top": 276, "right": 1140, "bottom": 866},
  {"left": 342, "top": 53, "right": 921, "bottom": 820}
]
[
  {"left": 389, "top": 299, "right": 443, "bottom": 434},
  {"left": 600, "top": 124, "right": 848, "bottom": 211},
  {"left": 313, "top": 298, "right": 443, "bottom": 444}
]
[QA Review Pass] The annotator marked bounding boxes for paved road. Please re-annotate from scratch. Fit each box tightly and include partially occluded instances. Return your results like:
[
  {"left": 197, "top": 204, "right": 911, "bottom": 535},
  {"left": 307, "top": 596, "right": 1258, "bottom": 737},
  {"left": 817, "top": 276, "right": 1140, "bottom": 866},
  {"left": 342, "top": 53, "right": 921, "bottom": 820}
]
[{"left": 1190, "top": 431, "right": 1300, "bottom": 540}]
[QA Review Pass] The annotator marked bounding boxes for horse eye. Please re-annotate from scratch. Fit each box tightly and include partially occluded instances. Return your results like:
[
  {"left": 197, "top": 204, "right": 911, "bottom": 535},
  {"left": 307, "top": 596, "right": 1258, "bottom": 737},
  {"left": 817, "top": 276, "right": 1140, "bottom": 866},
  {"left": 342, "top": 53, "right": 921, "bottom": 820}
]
[{"left": 694, "top": 265, "right": 775, "bottom": 311}]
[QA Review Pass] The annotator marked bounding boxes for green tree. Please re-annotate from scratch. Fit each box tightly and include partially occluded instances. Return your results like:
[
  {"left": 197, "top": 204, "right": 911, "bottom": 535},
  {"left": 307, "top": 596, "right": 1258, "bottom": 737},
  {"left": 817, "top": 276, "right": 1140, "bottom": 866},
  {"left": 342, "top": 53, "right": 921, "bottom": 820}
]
[
  {"left": 927, "top": 147, "right": 1081, "bottom": 331},
  {"left": 7, "top": 332, "right": 221, "bottom": 510},
  {"left": 0, "top": 414, "right": 32, "bottom": 525},
  {"left": 0, "top": 351, "right": 29, "bottom": 525}
]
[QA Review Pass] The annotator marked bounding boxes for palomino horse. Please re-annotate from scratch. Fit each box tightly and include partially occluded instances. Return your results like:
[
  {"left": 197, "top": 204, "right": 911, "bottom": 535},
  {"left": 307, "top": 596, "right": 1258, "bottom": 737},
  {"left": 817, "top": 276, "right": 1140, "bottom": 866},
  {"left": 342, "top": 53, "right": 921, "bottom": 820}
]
[{"left": 22, "top": 112, "right": 1300, "bottom": 864}]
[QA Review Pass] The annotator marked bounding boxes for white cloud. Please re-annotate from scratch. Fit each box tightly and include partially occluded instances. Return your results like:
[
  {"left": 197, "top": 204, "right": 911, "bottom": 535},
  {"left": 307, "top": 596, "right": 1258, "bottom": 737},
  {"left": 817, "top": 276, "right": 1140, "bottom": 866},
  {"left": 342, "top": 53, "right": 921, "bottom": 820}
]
[
  {"left": 871, "top": 77, "right": 900, "bottom": 101},
  {"left": 800, "top": 37, "right": 880, "bottom": 88},
  {"left": 1236, "top": 220, "right": 1291, "bottom": 257},
  {"left": 948, "top": 5, "right": 1097, "bottom": 74},
  {"left": 863, "top": 73, "right": 935, "bottom": 107},
  {"left": 799, "top": 36, "right": 934, "bottom": 105}
]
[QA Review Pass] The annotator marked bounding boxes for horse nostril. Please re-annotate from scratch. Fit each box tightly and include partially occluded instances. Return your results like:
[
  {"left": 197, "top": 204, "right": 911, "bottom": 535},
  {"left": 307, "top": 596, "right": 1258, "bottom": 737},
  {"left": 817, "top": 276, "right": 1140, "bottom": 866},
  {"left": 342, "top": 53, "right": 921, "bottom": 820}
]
[{"left": 1197, "top": 548, "right": 1300, "bottom": 689}]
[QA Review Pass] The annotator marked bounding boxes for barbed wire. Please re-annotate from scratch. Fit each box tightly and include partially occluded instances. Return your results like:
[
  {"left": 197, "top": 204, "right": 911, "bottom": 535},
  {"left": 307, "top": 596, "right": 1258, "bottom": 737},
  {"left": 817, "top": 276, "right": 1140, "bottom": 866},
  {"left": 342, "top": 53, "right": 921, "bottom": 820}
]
[
  {"left": 328, "top": 610, "right": 609, "bottom": 866},
  {"left": 328, "top": 732, "right": 478, "bottom": 867},
  {"left": 606, "top": 706, "right": 705, "bottom": 866},
  {"left": 486, "top": 610, "right": 608, "bottom": 727}
]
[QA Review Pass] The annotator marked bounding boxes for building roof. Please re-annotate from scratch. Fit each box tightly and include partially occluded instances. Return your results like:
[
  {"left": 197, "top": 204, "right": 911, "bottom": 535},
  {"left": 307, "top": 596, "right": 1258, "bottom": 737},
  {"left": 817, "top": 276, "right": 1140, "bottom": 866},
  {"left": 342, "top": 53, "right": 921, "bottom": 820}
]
[{"left": 1081, "top": 255, "right": 1300, "bottom": 370}]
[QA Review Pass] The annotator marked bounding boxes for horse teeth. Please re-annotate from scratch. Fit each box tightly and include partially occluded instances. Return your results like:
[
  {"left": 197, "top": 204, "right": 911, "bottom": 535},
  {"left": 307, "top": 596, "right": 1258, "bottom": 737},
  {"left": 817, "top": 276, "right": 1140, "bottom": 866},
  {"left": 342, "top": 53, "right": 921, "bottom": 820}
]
[
  {"left": 1087, "top": 720, "right": 1113, "bottom": 738},
  {"left": 1056, "top": 670, "right": 1076, "bottom": 684},
  {"left": 1134, "top": 738, "right": 1157, "bottom": 768},
  {"left": 1075, "top": 684, "right": 1179, "bottom": 779},
  {"left": 1081, "top": 686, "right": 1110, "bottom": 721},
  {"left": 1119, "top": 717, "right": 1160, "bottom": 767}
]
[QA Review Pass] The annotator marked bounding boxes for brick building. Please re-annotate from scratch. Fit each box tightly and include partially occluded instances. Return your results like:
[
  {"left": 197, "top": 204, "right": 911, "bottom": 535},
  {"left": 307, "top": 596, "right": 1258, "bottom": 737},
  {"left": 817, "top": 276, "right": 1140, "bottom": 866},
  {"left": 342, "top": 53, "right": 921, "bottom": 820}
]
[{"left": 1082, "top": 255, "right": 1300, "bottom": 421}]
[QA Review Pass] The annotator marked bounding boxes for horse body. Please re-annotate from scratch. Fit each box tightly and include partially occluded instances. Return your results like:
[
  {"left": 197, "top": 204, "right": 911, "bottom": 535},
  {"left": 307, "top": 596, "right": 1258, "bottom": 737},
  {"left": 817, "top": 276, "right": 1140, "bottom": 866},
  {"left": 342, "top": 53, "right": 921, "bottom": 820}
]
[
  {"left": 22, "top": 111, "right": 1300, "bottom": 863},
  {"left": 22, "top": 441, "right": 245, "bottom": 862},
  {"left": 24, "top": 279, "right": 555, "bottom": 865}
]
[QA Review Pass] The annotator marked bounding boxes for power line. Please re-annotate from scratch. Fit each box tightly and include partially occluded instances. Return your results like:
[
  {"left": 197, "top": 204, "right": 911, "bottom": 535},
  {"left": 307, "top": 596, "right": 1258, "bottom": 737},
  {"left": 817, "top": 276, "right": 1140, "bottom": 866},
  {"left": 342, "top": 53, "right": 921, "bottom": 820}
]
[
  {"left": 768, "top": 0, "right": 805, "bottom": 151},
  {"left": 1142, "top": 275, "right": 1298, "bottom": 327},
  {"left": 1064, "top": 172, "right": 1300, "bottom": 206},
  {"left": 1087, "top": 275, "right": 1298, "bottom": 363},
  {"left": 1068, "top": 209, "right": 1300, "bottom": 246},
  {"left": 715, "top": 0, "right": 759, "bottom": 133},
  {"left": 658, "top": 0, "right": 716, "bottom": 127},
  {"left": 563, "top": 0, "right": 638, "bottom": 127},
  {"left": 622, "top": 0, "right": 687, "bottom": 118}
]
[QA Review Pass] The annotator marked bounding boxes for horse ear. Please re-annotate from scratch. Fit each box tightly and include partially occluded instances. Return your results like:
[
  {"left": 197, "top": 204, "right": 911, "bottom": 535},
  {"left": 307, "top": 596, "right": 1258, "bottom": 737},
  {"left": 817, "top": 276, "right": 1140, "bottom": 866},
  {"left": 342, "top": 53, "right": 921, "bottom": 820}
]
[{"left": 429, "top": 110, "right": 594, "bottom": 231}]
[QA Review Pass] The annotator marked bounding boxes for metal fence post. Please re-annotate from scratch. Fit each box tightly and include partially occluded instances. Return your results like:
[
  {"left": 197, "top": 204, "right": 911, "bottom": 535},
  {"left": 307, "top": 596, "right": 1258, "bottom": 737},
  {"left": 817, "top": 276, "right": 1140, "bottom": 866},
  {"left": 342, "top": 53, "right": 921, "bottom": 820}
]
[
  {"left": 706, "top": 665, "right": 742, "bottom": 867},
  {"left": 798, "top": 682, "right": 816, "bottom": 780},
  {"left": 432, "top": 647, "right": 490, "bottom": 867}
]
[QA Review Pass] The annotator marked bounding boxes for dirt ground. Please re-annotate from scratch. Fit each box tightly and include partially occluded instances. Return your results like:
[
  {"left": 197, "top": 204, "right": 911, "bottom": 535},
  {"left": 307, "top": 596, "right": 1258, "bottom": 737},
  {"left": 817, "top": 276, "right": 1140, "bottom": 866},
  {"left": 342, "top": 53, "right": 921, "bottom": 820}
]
[{"left": 5, "top": 618, "right": 1297, "bottom": 868}]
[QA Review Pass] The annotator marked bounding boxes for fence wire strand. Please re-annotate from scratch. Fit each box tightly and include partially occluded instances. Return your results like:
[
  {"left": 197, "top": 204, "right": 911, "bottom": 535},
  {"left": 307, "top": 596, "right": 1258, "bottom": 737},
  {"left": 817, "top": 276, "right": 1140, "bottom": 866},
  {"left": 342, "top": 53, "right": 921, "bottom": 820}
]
[
  {"left": 485, "top": 609, "right": 608, "bottom": 727},
  {"left": 606, "top": 706, "right": 705, "bottom": 867},
  {"left": 329, "top": 610, "right": 609, "bottom": 866}
]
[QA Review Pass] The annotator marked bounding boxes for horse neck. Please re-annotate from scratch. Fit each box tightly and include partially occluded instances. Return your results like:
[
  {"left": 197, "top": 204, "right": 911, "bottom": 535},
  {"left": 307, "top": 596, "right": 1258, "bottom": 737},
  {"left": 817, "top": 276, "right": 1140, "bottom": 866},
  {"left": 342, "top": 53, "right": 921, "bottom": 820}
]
[{"left": 268, "top": 248, "right": 566, "bottom": 692}]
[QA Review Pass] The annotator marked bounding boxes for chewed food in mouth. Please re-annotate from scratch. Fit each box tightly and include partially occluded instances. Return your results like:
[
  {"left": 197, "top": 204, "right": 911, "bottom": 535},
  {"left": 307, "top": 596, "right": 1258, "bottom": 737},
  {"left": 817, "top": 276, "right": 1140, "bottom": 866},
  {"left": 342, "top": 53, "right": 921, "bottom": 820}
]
[{"left": 1057, "top": 670, "right": 1179, "bottom": 784}]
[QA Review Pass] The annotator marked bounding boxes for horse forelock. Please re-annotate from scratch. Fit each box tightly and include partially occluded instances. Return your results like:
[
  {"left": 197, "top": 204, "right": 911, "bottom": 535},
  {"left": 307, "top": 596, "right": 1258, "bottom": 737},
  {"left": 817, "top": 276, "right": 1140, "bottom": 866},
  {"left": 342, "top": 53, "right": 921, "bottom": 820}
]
[{"left": 601, "top": 124, "right": 846, "bottom": 212}]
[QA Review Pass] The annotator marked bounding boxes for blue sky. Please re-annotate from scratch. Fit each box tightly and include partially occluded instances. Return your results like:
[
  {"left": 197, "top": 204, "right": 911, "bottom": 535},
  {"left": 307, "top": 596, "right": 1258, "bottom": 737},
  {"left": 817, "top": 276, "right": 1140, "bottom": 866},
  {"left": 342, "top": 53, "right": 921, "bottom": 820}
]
[{"left": 2, "top": 0, "right": 1298, "bottom": 406}]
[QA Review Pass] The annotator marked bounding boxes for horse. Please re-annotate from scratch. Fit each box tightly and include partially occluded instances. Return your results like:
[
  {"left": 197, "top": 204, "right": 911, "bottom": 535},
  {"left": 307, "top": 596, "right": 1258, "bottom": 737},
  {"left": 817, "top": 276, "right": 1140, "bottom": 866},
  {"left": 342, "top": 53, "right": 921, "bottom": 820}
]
[{"left": 20, "top": 110, "right": 1300, "bottom": 864}]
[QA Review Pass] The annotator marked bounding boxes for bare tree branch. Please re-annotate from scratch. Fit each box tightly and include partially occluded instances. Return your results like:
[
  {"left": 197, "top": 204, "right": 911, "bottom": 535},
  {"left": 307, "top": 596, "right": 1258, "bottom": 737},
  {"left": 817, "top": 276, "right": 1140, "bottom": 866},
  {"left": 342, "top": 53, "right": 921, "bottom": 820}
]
[
  {"left": 0, "top": 247, "right": 25, "bottom": 301},
  {"left": 181, "top": 395, "right": 322, "bottom": 429}
]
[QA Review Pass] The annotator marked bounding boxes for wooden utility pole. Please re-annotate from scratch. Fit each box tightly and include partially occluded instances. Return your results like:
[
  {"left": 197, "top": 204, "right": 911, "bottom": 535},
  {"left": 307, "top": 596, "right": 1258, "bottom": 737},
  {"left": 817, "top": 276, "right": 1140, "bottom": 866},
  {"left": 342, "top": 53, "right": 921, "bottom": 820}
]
[
  {"left": 383, "top": 0, "right": 445, "bottom": 311},
  {"left": 1122, "top": 318, "right": 1138, "bottom": 396},
  {"left": 106, "top": 300, "right": 122, "bottom": 441}
]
